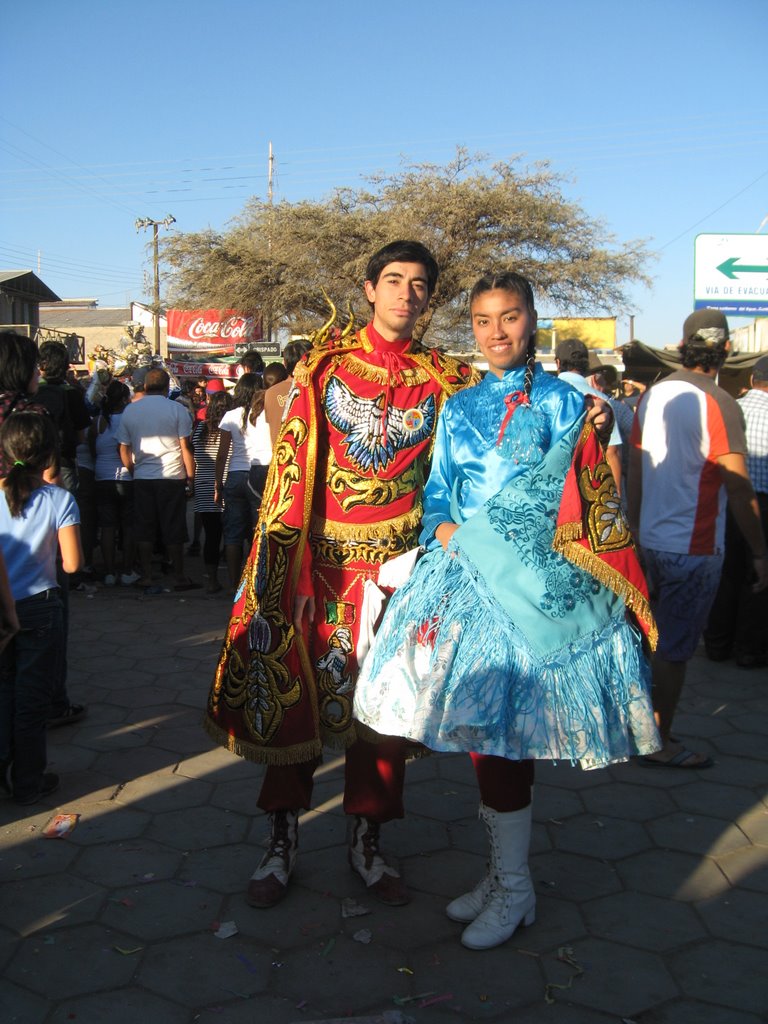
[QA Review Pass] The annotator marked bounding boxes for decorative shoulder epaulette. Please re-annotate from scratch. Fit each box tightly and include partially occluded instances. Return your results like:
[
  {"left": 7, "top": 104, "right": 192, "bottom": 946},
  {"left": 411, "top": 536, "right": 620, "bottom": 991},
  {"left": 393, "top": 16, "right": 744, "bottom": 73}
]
[{"left": 411, "top": 347, "right": 481, "bottom": 395}]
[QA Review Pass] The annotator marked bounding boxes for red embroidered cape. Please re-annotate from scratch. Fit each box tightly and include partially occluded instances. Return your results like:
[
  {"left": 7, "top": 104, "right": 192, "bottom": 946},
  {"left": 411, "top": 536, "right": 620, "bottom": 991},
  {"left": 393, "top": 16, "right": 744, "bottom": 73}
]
[{"left": 204, "top": 325, "right": 479, "bottom": 764}]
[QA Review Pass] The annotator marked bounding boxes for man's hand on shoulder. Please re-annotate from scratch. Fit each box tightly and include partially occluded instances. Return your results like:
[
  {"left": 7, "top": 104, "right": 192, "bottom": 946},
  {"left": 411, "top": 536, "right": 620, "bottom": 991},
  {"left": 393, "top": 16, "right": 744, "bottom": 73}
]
[{"left": 584, "top": 394, "right": 614, "bottom": 446}]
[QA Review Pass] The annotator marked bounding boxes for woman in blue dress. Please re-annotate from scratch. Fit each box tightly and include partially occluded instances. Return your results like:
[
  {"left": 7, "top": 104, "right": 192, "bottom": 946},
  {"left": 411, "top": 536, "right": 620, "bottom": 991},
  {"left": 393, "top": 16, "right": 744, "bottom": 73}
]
[{"left": 354, "top": 271, "right": 660, "bottom": 950}]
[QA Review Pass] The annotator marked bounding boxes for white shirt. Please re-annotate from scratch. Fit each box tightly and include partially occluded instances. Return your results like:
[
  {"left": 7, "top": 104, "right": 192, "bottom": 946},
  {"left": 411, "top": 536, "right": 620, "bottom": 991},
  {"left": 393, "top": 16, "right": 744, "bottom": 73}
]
[
  {"left": 219, "top": 408, "right": 272, "bottom": 472},
  {"left": 115, "top": 395, "right": 192, "bottom": 480}
]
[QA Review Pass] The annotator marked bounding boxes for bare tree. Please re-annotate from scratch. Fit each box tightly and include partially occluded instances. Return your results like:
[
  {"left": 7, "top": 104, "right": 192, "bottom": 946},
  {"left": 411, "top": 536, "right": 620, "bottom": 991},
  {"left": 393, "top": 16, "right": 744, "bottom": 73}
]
[{"left": 162, "top": 148, "right": 654, "bottom": 344}]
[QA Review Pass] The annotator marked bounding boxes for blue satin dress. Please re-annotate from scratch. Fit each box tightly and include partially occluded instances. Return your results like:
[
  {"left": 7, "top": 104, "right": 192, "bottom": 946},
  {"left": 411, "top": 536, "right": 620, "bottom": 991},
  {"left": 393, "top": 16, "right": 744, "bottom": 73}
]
[{"left": 354, "top": 364, "right": 661, "bottom": 769}]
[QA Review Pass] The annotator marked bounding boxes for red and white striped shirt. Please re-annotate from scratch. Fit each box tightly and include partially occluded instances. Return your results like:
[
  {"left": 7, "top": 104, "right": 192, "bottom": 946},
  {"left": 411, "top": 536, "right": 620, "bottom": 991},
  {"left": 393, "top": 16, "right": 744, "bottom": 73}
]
[{"left": 632, "top": 369, "right": 747, "bottom": 556}]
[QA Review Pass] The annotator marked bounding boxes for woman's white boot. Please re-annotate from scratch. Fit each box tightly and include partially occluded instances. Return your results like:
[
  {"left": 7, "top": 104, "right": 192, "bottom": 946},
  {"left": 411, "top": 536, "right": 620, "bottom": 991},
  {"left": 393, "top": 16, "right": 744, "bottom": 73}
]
[{"left": 460, "top": 802, "right": 535, "bottom": 950}]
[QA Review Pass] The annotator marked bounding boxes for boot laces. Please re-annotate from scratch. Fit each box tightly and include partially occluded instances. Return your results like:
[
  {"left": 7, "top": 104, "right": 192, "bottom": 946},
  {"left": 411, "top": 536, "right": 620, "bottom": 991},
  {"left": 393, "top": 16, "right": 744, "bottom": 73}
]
[
  {"left": 355, "top": 817, "right": 381, "bottom": 868},
  {"left": 266, "top": 810, "right": 296, "bottom": 863}
]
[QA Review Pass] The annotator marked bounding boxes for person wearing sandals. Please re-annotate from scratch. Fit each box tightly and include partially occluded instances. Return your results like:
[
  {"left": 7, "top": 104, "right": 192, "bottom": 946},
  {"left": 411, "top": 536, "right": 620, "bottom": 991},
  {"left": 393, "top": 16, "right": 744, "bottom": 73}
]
[{"left": 628, "top": 309, "right": 768, "bottom": 769}]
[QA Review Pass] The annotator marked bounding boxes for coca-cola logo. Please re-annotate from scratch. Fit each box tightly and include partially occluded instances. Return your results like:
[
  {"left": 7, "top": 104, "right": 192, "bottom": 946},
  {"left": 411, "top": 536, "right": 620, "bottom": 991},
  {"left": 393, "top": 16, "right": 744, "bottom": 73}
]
[{"left": 188, "top": 315, "right": 258, "bottom": 341}]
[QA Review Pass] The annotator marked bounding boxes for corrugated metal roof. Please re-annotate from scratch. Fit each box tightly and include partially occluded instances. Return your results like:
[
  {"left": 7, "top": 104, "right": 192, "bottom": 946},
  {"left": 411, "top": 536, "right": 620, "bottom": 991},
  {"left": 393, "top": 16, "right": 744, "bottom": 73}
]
[
  {"left": 0, "top": 270, "right": 60, "bottom": 302},
  {"left": 40, "top": 308, "right": 132, "bottom": 328}
]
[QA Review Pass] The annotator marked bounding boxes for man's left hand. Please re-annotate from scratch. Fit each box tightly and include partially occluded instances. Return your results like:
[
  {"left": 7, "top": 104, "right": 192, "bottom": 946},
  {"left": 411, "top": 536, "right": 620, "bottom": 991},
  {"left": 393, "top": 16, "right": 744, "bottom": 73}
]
[{"left": 584, "top": 394, "right": 614, "bottom": 445}]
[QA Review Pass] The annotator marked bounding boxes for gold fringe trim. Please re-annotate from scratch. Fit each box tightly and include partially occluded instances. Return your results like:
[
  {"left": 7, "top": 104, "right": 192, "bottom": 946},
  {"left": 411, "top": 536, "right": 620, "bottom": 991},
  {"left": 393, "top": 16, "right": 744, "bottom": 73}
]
[
  {"left": 553, "top": 521, "right": 583, "bottom": 543},
  {"left": 202, "top": 713, "right": 323, "bottom": 766},
  {"left": 336, "top": 353, "right": 432, "bottom": 387},
  {"left": 310, "top": 505, "right": 423, "bottom": 542},
  {"left": 555, "top": 540, "right": 658, "bottom": 651}
]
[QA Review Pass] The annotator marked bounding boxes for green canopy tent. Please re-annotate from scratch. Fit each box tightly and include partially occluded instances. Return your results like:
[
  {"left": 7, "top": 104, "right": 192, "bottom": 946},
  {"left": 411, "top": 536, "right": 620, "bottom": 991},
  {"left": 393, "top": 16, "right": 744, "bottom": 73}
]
[{"left": 620, "top": 340, "right": 768, "bottom": 398}]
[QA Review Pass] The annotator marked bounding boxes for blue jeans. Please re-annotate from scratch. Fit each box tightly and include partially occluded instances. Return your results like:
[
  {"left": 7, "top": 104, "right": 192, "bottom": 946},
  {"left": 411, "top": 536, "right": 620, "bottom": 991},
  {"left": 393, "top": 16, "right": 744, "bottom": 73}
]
[{"left": 0, "top": 589, "right": 64, "bottom": 801}]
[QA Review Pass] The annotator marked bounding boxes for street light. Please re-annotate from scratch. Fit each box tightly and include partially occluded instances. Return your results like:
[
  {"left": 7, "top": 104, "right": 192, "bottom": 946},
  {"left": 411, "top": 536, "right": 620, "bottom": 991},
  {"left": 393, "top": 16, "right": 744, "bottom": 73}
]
[{"left": 135, "top": 214, "right": 176, "bottom": 354}]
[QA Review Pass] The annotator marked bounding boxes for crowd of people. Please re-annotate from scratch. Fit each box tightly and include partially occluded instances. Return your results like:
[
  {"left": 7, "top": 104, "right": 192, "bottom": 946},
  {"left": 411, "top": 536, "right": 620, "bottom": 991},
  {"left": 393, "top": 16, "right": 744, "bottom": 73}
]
[
  {"left": 0, "top": 332, "right": 294, "bottom": 806},
  {"left": 0, "top": 239, "right": 766, "bottom": 955}
]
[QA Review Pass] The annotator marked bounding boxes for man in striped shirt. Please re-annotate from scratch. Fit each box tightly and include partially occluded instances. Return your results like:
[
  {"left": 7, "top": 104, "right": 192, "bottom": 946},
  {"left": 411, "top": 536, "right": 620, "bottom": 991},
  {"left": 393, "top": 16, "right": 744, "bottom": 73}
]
[
  {"left": 704, "top": 354, "right": 768, "bottom": 668},
  {"left": 628, "top": 310, "right": 768, "bottom": 769}
]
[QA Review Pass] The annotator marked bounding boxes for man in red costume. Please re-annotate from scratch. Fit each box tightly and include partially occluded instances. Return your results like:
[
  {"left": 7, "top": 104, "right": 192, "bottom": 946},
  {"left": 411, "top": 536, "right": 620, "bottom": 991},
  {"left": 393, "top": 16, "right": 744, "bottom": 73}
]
[{"left": 205, "top": 241, "right": 479, "bottom": 907}]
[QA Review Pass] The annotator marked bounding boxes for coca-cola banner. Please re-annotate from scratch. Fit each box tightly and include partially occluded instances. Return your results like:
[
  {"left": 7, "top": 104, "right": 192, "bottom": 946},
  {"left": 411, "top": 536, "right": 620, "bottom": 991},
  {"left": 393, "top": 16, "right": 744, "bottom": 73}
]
[{"left": 166, "top": 309, "right": 263, "bottom": 355}]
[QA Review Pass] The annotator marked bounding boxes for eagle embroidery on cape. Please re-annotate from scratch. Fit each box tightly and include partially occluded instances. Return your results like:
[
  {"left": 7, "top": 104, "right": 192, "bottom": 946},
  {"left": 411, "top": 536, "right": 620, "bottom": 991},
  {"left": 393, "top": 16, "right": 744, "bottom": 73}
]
[{"left": 325, "top": 377, "right": 436, "bottom": 473}]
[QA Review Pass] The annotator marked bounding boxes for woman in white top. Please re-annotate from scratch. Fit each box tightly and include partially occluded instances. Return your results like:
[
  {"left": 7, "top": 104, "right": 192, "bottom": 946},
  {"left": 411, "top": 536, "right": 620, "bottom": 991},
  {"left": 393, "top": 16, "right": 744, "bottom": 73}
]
[
  {"left": 89, "top": 381, "right": 137, "bottom": 586},
  {"left": 215, "top": 374, "right": 273, "bottom": 586}
]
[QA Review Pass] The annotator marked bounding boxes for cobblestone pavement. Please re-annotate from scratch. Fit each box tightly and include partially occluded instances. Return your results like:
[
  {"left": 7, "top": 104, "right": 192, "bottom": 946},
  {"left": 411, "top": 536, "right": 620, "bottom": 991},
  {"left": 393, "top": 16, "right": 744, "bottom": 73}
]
[{"left": 1, "top": 582, "right": 766, "bottom": 1024}]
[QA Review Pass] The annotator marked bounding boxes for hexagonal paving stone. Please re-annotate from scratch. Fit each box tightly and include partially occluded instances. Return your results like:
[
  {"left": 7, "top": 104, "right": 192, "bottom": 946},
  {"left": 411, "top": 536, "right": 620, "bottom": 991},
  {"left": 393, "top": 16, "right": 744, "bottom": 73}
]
[
  {"left": 0, "top": 830, "right": 79, "bottom": 882},
  {"left": 227, "top": 885, "right": 339, "bottom": 947},
  {"left": 736, "top": 804, "right": 768, "bottom": 844},
  {"left": 582, "top": 781, "right": 676, "bottom": 821},
  {"left": 435, "top": 751, "right": 480, "bottom": 786},
  {"left": 409, "top": 938, "right": 546, "bottom": 1016},
  {"left": 515, "top": 891, "right": 588, "bottom": 951},
  {"left": 105, "top": 685, "right": 185, "bottom": 710},
  {"left": 45, "top": 743, "right": 99, "bottom": 775},
  {"left": 297, "top": 810, "right": 348, "bottom": 854},
  {"left": 405, "top": 778, "right": 481, "bottom": 822},
  {"left": 176, "top": 748, "right": 263, "bottom": 782},
  {"left": 72, "top": 838, "right": 184, "bottom": 887},
  {"left": 707, "top": 756, "right": 768, "bottom": 789},
  {"left": 617, "top": 849, "right": 729, "bottom": 901},
  {"left": 100, "top": 879, "right": 221, "bottom": 940},
  {"left": 716, "top": 844, "right": 768, "bottom": 892},
  {"left": 58, "top": 805, "right": 151, "bottom": 847},
  {"left": 551, "top": 813, "right": 652, "bottom": 860},
  {"left": 672, "top": 709, "right": 737, "bottom": 738},
  {"left": 271, "top": 936, "right": 410, "bottom": 1017},
  {"left": 530, "top": 850, "right": 622, "bottom": 902},
  {"left": 535, "top": 760, "right": 607, "bottom": 790},
  {"left": 695, "top": 888, "right": 768, "bottom": 945},
  {"left": 382, "top": 814, "right": 451, "bottom": 859},
  {"left": 210, "top": 775, "right": 266, "bottom": 814},
  {"left": 541, "top": 936, "right": 677, "bottom": 1017},
  {"left": 3, "top": 874, "right": 106, "bottom": 936},
  {"left": 74, "top": 722, "right": 151, "bottom": 752},
  {"left": 47, "top": 987, "right": 189, "bottom": 1024},
  {"left": 85, "top": 668, "right": 155, "bottom": 691},
  {"left": 648, "top": 811, "right": 751, "bottom": 857},
  {"left": 91, "top": 746, "right": 180, "bottom": 781},
  {"left": 581, "top": 890, "right": 705, "bottom": 950},
  {"left": 632, "top": 999, "right": 763, "bottom": 1024},
  {"left": 672, "top": 939, "right": 768, "bottom": 1014},
  {"left": 5, "top": 924, "right": 139, "bottom": 997},
  {"left": 191, "top": 994, "right": 311, "bottom": 1024},
  {"left": 533, "top": 782, "right": 585, "bottom": 822},
  {"left": 670, "top": 782, "right": 762, "bottom": 821},
  {"left": 0, "top": 979, "right": 50, "bottom": 1021},
  {"left": 398, "top": 847, "right": 481, "bottom": 901},
  {"left": 146, "top": 805, "right": 249, "bottom": 851},
  {"left": 119, "top": 771, "right": 213, "bottom": 813},
  {"left": 136, "top": 932, "right": 270, "bottom": 1007}
]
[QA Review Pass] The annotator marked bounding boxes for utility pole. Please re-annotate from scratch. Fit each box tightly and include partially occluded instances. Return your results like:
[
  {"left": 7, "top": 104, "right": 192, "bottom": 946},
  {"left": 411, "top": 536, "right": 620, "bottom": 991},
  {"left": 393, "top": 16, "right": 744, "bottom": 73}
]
[
  {"left": 135, "top": 214, "right": 176, "bottom": 354},
  {"left": 266, "top": 142, "right": 274, "bottom": 345}
]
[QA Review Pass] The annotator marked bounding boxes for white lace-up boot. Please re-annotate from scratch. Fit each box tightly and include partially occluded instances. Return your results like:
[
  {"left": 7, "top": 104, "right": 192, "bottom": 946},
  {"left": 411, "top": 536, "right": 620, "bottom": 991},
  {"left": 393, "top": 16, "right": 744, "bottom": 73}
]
[
  {"left": 460, "top": 802, "right": 535, "bottom": 950},
  {"left": 446, "top": 803, "right": 493, "bottom": 922},
  {"left": 246, "top": 809, "right": 299, "bottom": 908}
]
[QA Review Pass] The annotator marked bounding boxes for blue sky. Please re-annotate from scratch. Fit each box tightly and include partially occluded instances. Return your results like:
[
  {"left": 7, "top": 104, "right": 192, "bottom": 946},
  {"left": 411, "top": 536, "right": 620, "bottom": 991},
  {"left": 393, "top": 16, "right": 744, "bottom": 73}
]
[{"left": 3, "top": 0, "right": 767, "bottom": 348}]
